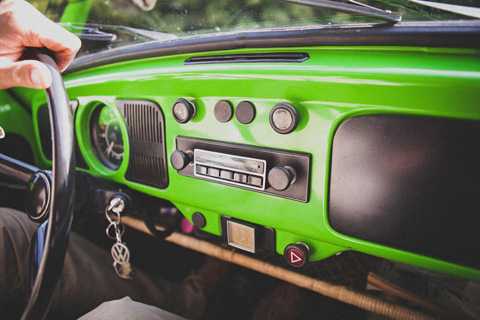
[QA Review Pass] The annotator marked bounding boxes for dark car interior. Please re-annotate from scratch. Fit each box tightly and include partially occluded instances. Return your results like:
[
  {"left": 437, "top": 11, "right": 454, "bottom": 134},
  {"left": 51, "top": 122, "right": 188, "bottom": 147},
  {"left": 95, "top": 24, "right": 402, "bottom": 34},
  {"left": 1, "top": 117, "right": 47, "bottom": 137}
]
[{"left": 1, "top": 0, "right": 480, "bottom": 319}]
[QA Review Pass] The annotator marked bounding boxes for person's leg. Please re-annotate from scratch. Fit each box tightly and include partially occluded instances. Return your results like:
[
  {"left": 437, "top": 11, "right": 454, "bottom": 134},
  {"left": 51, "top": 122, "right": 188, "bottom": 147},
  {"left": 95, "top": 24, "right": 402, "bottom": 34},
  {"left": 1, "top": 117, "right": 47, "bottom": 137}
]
[
  {"left": 0, "top": 208, "right": 177, "bottom": 319},
  {"left": 50, "top": 232, "right": 179, "bottom": 319},
  {"left": 56, "top": 233, "right": 230, "bottom": 320},
  {"left": 0, "top": 208, "right": 37, "bottom": 319},
  {"left": 78, "top": 297, "right": 187, "bottom": 320},
  {"left": 0, "top": 208, "right": 230, "bottom": 320}
]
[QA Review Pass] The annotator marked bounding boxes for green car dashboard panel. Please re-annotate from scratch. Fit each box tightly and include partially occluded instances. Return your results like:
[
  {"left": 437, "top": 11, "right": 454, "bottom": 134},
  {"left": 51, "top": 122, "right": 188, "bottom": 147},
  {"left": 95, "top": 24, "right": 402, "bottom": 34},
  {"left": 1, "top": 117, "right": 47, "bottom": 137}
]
[
  {"left": 0, "top": 91, "right": 41, "bottom": 164},
  {"left": 22, "top": 45, "right": 480, "bottom": 280}
]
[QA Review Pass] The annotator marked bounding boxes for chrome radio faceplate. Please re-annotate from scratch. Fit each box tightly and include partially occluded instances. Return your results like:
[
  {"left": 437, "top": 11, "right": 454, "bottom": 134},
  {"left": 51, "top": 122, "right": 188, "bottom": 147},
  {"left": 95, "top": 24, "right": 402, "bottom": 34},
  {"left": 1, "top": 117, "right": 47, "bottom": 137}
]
[{"left": 194, "top": 149, "right": 267, "bottom": 191}]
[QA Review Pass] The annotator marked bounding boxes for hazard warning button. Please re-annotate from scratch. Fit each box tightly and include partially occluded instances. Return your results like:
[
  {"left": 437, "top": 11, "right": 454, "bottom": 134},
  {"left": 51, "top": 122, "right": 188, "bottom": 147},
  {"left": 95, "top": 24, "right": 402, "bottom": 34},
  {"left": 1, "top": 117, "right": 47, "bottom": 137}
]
[{"left": 284, "top": 243, "right": 310, "bottom": 268}]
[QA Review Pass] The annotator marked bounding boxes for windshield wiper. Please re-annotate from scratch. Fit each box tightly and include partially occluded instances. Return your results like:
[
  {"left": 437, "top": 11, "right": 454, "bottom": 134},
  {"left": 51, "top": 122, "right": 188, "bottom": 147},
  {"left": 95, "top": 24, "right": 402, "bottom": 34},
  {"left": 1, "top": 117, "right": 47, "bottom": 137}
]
[
  {"left": 114, "top": 26, "right": 177, "bottom": 41},
  {"left": 61, "top": 23, "right": 177, "bottom": 44},
  {"left": 406, "top": 0, "right": 480, "bottom": 19},
  {"left": 63, "top": 24, "right": 118, "bottom": 43},
  {"left": 285, "top": 0, "right": 402, "bottom": 24}
]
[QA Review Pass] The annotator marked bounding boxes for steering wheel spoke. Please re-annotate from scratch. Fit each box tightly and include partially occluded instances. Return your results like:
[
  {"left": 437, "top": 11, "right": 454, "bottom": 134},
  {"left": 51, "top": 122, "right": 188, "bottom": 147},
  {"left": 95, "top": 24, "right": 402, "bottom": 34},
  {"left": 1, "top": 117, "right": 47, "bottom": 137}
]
[
  {"left": 0, "top": 153, "right": 40, "bottom": 185},
  {"left": 0, "top": 153, "right": 54, "bottom": 222}
]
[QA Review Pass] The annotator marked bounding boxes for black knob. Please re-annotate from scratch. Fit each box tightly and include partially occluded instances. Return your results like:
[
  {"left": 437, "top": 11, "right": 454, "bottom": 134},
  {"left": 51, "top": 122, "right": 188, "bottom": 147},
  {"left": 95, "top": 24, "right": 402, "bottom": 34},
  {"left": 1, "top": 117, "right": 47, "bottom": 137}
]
[
  {"left": 172, "top": 98, "right": 196, "bottom": 123},
  {"left": 26, "top": 172, "right": 51, "bottom": 223},
  {"left": 235, "top": 101, "right": 256, "bottom": 124},
  {"left": 267, "top": 166, "right": 296, "bottom": 191},
  {"left": 192, "top": 212, "right": 207, "bottom": 229},
  {"left": 214, "top": 100, "right": 234, "bottom": 123},
  {"left": 171, "top": 150, "right": 191, "bottom": 170}
]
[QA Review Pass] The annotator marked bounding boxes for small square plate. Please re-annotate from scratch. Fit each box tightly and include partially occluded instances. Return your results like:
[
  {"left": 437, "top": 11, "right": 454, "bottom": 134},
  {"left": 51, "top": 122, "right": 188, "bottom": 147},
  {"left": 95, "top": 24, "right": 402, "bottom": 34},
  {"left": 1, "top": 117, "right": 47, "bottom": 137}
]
[{"left": 226, "top": 220, "right": 256, "bottom": 253}]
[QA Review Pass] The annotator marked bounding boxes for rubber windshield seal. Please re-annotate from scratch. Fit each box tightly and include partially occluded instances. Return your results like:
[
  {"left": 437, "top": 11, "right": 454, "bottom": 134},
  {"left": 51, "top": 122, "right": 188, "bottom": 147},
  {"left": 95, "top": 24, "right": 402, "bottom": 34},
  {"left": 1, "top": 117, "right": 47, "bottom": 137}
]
[{"left": 67, "top": 20, "right": 480, "bottom": 73}]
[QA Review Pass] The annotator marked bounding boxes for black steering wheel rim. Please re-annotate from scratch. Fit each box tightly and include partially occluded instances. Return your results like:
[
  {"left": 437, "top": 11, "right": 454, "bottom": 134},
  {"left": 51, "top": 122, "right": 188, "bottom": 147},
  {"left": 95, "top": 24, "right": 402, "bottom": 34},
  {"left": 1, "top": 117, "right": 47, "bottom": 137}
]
[{"left": 20, "top": 53, "right": 76, "bottom": 320}]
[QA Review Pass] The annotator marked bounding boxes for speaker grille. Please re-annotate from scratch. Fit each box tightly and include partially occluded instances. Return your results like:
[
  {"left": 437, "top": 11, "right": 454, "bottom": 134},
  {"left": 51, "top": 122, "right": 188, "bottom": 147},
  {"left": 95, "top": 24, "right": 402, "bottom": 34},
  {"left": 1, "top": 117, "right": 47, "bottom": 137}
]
[{"left": 117, "top": 100, "right": 168, "bottom": 188}]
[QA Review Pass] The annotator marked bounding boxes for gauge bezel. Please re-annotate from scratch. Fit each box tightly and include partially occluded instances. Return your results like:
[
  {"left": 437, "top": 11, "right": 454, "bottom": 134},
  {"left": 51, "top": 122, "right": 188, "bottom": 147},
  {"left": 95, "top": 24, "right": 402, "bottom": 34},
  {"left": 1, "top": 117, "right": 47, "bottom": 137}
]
[{"left": 89, "top": 104, "right": 125, "bottom": 170}]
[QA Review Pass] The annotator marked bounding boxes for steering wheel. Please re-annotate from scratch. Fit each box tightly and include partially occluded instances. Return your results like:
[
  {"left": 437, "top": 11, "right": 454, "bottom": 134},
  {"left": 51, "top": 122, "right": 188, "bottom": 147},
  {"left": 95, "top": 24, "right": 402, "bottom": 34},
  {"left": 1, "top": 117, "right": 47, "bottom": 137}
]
[{"left": 0, "top": 53, "right": 75, "bottom": 320}]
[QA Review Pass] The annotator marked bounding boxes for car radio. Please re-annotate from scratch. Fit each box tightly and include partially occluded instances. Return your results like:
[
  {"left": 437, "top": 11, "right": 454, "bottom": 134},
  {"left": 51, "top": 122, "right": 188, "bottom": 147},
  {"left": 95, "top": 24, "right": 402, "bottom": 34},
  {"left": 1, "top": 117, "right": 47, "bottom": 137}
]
[{"left": 171, "top": 137, "right": 311, "bottom": 202}]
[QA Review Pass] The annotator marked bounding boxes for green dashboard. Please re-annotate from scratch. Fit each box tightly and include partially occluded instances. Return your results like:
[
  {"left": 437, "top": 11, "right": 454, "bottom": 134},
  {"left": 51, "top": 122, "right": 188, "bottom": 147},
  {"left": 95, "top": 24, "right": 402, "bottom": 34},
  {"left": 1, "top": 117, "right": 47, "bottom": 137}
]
[{"left": 5, "top": 45, "right": 480, "bottom": 280}]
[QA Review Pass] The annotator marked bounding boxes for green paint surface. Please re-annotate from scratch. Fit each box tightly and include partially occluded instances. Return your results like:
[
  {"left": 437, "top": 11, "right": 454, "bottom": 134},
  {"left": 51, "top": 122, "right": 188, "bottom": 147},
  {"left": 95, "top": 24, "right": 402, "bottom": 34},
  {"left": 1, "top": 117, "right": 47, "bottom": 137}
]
[
  {"left": 0, "top": 91, "right": 41, "bottom": 163},
  {"left": 20, "top": 45, "right": 480, "bottom": 279},
  {"left": 60, "top": 0, "right": 93, "bottom": 25}
]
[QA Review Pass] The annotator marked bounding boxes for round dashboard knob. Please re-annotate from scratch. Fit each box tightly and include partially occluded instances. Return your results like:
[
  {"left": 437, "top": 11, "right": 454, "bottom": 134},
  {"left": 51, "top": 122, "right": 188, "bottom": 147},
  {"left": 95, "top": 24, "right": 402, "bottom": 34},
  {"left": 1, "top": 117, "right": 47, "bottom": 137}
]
[
  {"left": 236, "top": 101, "right": 256, "bottom": 124},
  {"left": 172, "top": 98, "right": 196, "bottom": 123},
  {"left": 270, "top": 103, "right": 298, "bottom": 134},
  {"left": 214, "top": 100, "right": 234, "bottom": 123},
  {"left": 171, "top": 150, "right": 191, "bottom": 170},
  {"left": 268, "top": 166, "right": 296, "bottom": 191}
]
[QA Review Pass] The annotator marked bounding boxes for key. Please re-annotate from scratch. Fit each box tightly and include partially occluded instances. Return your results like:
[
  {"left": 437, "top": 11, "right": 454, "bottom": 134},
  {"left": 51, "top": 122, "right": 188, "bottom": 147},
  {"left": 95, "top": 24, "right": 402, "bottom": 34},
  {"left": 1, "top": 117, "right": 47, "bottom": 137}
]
[
  {"left": 113, "top": 261, "right": 133, "bottom": 280},
  {"left": 108, "top": 197, "right": 125, "bottom": 214}
]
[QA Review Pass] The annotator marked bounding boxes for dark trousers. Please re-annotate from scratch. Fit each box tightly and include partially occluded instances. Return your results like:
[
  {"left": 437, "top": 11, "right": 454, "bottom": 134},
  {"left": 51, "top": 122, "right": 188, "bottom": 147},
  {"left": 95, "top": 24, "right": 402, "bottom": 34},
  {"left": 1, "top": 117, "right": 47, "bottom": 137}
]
[{"left": 0, "top": 207, "right": 194, "bottom": 319}]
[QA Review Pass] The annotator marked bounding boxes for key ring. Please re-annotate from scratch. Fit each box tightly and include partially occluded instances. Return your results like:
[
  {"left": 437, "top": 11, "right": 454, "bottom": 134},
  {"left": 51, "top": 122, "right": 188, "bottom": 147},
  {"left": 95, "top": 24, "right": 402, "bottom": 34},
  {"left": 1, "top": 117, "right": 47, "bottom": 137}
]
[
  {"left": 105, "top": 207, "right": 121, "bottom": 225},
  {"left": 106, "top": 221, "right": 125, "bottom": 240}
]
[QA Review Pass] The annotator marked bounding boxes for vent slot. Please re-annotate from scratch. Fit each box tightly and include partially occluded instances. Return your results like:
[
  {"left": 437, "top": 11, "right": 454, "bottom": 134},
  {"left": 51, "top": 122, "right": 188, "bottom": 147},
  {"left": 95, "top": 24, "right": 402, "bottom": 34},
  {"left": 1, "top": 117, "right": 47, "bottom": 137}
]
[
  {"left": 185, "top": 52, "right": 309, "bottom": 65},
  {"left": 117, "top": 100, "right": 168, "bottom": 188}
]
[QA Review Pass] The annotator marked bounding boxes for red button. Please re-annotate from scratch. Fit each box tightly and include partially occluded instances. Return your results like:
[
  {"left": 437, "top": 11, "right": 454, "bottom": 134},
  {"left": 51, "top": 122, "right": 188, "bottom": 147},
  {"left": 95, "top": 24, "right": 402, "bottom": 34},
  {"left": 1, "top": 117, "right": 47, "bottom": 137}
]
[{"left": 284, "top": 243, "right": 309, "bottom": 268}]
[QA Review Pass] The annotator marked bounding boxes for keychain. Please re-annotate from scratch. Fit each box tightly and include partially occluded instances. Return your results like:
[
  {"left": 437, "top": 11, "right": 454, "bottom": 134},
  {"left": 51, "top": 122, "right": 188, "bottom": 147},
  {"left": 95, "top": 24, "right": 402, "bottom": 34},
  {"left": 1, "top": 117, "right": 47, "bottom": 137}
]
[{"left": 105, "top": 197, "right": 133, "bottom": 279}]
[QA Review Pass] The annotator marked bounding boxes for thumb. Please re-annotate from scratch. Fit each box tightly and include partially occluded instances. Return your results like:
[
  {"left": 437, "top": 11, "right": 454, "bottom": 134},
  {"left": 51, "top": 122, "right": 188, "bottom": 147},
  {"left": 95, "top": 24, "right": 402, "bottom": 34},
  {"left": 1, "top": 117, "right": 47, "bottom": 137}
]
[{"left": 0, "top": 60, "right": 52, "bottom": 89}]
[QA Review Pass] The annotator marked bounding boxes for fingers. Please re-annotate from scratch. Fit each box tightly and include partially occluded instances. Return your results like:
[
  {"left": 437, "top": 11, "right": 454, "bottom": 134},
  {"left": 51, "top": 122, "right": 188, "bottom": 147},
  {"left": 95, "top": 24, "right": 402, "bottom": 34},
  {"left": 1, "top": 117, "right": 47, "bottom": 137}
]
[
  {"left": 0, "top": 60, "right": 52, "bottom": 89},
  {"left": 18, "top": 0, "right": 81, "bottom": 71},
  {"left": 36, "top": 24, "right": 81, "bottom": 71}
]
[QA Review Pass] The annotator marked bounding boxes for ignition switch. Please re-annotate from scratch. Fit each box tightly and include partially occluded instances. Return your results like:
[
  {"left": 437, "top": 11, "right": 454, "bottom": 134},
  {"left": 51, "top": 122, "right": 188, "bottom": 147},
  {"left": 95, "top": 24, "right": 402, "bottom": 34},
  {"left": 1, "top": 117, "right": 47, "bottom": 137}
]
[{"left": 108, "top": 195, "right": 127, "bottom": 214}]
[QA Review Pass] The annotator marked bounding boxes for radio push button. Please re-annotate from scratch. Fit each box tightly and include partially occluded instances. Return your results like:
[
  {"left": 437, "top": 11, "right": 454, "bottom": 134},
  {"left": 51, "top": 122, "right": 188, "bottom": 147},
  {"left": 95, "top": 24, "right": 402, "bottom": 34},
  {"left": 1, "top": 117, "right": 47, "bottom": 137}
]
[
  {"left": 207, "top": 167, "right": 220, "bottom": 177},
  {"left": 248, "top": 175, "right": 263, "bottom": 187},
  {"left": 196, "top": 165, "right": 208, "bottom": 175},
  {"left": 220, "top": 170, "right": 233, "bottom": 180},
  {"left": 233, "top": 172, "right": 248, "bottom": 184}
]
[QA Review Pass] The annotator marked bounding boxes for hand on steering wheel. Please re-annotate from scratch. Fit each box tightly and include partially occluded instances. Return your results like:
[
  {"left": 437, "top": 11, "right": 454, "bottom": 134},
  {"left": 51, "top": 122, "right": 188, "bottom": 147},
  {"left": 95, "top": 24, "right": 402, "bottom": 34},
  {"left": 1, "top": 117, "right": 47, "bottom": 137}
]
[
  {"left": 0, "top": 52, "right": 75, "bottom": 320},
  {"left": 0, "top": 0, "right": 81, "bottom": 89}
]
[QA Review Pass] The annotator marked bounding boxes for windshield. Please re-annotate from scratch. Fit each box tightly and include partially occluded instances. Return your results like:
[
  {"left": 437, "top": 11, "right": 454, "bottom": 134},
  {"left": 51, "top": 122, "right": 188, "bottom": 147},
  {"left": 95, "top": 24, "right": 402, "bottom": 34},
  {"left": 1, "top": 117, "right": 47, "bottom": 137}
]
[{"left": 32, "top": 0, "right": 480, "bottom": 55}]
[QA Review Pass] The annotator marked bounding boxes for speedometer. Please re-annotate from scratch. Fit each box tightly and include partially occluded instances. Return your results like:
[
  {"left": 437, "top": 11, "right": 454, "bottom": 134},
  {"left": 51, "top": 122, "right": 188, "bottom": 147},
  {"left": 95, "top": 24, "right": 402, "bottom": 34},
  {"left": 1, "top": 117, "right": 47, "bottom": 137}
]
[{"left": 90, "top": 104, "right": 125, "bottom": 170}]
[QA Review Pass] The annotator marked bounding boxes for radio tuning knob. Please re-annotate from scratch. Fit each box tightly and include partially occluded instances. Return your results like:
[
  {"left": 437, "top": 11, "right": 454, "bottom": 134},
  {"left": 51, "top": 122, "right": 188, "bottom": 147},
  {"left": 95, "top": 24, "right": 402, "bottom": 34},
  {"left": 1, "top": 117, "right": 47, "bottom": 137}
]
[
  {"left": 267, "top": 166, "right": 297, "bottom": 191},
  {"left": 171, "top": 150, "right": 191, "bottom": 171}
]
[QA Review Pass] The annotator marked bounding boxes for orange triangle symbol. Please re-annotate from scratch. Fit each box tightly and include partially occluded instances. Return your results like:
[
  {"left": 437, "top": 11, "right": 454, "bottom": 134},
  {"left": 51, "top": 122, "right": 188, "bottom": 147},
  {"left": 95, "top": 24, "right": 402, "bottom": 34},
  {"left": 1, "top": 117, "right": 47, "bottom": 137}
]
[{"left": 290, "top": 251, "right": 303, "bottom": 263}]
